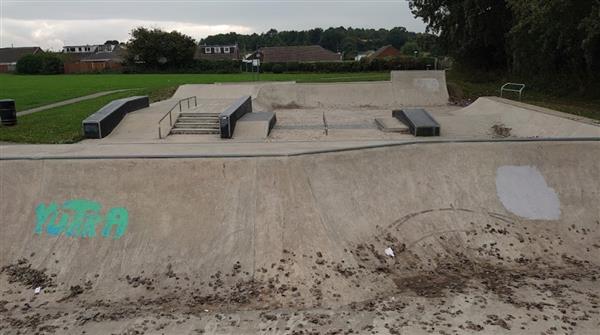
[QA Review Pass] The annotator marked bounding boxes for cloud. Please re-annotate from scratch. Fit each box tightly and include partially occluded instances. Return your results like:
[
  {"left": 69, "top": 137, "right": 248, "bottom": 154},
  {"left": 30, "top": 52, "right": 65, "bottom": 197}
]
[{"left": 1, "top": 18, "right": 253, "bottom": 50}]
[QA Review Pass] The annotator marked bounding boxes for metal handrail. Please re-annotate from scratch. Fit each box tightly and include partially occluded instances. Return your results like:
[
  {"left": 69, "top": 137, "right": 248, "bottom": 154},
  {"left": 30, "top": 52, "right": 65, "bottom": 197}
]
[
  {"left": 501, "top": 83, "right": 525, "bottom": 100},
  {"left": 158, "top": 96, "right": 197, "bottom": 139}
]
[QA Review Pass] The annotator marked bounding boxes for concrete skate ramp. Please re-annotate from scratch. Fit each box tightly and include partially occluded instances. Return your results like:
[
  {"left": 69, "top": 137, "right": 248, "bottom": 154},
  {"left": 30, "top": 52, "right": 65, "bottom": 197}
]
[
  {"left": 439, "top": 97, "right": 600, "bottom": 138},
  {"left": 171, "top": 71, "right": 449, "bottom": 111},
  {"left": 256, "top": 70, "right": 448, "bottom": 109},
  {"left": 1, "top": 141, "right": 599, "bottom": 333}
]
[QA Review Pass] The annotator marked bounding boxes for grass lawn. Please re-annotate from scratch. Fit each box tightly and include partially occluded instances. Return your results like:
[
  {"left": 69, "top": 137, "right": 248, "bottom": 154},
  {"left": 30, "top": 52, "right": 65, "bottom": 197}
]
[
  {"left": 0, "top": 91, "right": 138, "bottom": 144},
  {"left": 0, "top": 72, "right": 390, "bottom": 111}
]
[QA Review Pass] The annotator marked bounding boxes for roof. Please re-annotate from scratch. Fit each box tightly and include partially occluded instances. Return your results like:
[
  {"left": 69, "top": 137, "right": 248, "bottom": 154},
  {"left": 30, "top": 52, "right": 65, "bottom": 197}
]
[
  {"left": 80, "top": 46, "right": 124, "bottom": 63},
  {"left": 368, "top": 45, "right": 401, "bottom": 60},
  {"left": 0, "top": 47, "right": 42, "bottom": 63},
  {"left": 254, "top": 45, "right": 341, "bottom": 63}
]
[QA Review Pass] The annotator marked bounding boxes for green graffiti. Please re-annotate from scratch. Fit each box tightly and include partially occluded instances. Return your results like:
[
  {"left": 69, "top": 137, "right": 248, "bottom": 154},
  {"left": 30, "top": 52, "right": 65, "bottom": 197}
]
[
  {"left": 63, "top": 199, "right": 102, "bottom": 238},
  {"left": 102, "top": 207, "right": 129, "bottom": 239},
  {"left": 34, "top": 199, "right": 129, "bottom": 239}
]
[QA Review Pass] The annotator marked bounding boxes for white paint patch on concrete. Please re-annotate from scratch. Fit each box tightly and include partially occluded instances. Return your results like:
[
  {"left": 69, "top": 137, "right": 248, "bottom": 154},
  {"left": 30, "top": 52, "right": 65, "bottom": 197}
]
[
  {"left": 496, "top": 165, "right": 561, "bottom": 220},
  {"left": 414, "top": 78, "right": 440, "bottom": 92}
]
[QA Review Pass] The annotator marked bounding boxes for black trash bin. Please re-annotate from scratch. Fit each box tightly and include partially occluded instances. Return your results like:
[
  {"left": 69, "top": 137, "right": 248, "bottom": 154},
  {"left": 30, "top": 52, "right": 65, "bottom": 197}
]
[{"left": 0, "top": 99, "right": 17, "bottom": 126}]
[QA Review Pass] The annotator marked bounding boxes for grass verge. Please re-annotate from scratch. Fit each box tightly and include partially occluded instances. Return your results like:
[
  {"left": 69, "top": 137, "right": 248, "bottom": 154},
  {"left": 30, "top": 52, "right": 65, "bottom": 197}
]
[{"left": 0, "top": 91, "right": 138, "bottom": 144}]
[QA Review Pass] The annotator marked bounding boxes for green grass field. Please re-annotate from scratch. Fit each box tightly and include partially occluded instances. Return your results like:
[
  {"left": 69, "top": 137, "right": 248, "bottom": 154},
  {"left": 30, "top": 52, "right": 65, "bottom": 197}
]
[{"left": 0, "top": 72, "right": 390, "bottom": 111}]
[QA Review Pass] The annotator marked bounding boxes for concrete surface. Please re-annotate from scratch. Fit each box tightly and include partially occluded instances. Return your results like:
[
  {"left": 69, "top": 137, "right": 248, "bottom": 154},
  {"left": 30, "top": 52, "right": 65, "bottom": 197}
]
[
  {"left": 2, "top": 74, "right": 600, "bottom": 334},
  {"left": 1, "top": 141, "right": 599, "bottom": 334},
  {"left": 374, "top": 117, "right": 410, "bottom": 133}
]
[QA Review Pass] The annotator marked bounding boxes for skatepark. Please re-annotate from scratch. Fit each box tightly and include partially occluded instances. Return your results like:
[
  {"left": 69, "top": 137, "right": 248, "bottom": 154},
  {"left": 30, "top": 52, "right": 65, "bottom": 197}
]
[{"left": 1, "top": 71, "right": 599, "bottom": 334}]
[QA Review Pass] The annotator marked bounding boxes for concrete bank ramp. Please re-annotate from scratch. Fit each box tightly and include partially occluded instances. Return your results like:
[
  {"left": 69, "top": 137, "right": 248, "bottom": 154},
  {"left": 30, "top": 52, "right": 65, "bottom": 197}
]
[
  {"left": 1, "top": 141, "right": 599, "bottom": 333},
  {"left": 441, "top": 97, "right": 600, "bottom": 138},
  {"left": 172, "top": 71, "right": 449, "bottom": 111},
  {"left": 256, "top": 70, "right": 449, "bottom": 109}
]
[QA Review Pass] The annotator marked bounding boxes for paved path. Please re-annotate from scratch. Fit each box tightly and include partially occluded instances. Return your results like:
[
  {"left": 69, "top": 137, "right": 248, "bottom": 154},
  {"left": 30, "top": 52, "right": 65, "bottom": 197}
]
[{"left": 16, "top": 89, "right": 132, "bottom": 116}]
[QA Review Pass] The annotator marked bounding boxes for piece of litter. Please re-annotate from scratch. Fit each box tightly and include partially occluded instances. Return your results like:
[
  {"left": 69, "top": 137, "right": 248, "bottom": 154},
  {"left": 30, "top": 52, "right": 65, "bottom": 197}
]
[
  {"left": 384, "top": 247, "right": 395, "bottom": 257},
  {"left": 34, "top": 287, "right": 41, "bottom": 294}
]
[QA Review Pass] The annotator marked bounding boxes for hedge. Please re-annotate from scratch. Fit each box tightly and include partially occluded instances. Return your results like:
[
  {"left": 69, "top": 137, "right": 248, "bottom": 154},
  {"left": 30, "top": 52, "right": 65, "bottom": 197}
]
[
  {"left": 260, "top": 56, "right": 439, "bottom": 73},
  {"left": 120, "top": 56, "right": 439, "bottom": 74},
  {"left": 16, "top": 53, "right": 64, "bottom": 74},
  {"left": 123, "top": 59, "right": 242, "bottom": 74}
]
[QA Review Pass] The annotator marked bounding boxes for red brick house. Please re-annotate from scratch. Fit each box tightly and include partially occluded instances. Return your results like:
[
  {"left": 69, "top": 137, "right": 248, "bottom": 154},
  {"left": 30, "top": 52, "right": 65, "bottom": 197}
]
[
  {"left": 367, "top": 45, "right": 401, "bottom": 60},
  {"left": 0, "top": 46, "right": 42, "bottom": 72},
  {"left": 248, "top": 45, "right": 342, "bottom": 63}
]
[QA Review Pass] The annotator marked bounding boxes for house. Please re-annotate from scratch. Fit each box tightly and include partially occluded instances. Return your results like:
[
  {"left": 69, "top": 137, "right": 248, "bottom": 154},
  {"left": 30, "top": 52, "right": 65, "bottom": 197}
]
[
  {"left": 355, "top": 51, "right": 375, "bottom": 61},
  {"left": 0, "top": 46, "right": 42, "bottom": 72},
  {"left": 195, "top": 44, "right": 240, "bottom": 61},
  {"left": 62, "top": 43, "right": 124, "bottom": 73},
  {"left": 248, "top": 45, "right": 342, "bottom": 63},
  {"left": 367, "top": 45, "right": 401, "bottom": 60}
]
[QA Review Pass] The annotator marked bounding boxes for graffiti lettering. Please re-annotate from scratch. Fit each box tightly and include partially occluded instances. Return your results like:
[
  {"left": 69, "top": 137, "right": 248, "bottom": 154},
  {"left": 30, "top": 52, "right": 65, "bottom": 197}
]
[{"left": 35, "top": 199, "right": 128, "bottom": 239}]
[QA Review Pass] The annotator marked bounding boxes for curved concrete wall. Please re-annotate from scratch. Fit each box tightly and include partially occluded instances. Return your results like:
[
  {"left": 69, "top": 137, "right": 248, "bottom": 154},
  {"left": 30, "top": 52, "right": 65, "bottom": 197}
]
[{"left": 1, "top": 141, "right": 598, "bottom": 307}]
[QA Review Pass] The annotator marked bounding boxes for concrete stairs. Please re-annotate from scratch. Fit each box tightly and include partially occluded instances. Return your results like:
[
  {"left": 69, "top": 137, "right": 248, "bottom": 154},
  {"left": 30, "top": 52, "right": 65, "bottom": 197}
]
[{"left": 170, "top": 112, "right": 220, "bottom": 135}]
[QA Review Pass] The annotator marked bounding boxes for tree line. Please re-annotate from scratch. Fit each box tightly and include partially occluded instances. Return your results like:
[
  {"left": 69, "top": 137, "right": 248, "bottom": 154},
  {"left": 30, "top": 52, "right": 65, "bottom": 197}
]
[
  {"left": 409, "top": 0, "right": 600, "bottom": 92},
  {"left": 200, "top": 27, "right": 441, "bottom": 60}
]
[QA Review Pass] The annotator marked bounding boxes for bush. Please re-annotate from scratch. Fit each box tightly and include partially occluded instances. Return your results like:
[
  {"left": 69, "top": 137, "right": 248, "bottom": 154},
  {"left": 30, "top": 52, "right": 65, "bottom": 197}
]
[
  {"left": 16, "top": 55, "right": 43, "bottom": 74},
  {"left": 16, "top": 54, "right": 64, "bottom": 74},
  {"left": 260, "top": 56, "right": 439, "bottom": 73},
  {"left": 272, "top": 64, "right": 285, "bottom": 74},
  {"left": 123, "top": 59, "right": 242, "bottom": 74}
]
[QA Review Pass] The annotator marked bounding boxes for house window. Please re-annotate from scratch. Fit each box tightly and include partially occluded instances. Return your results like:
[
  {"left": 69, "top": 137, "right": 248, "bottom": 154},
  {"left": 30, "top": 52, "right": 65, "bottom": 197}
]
[
  {"left": 205, "top": 47, "right": 212, "bottom": 54},
  {"left": 214, "top": 47, "right": 221, "bottom": 53},
  {"left": 223, "top": 47, "right": 230, "bottom": 54}
]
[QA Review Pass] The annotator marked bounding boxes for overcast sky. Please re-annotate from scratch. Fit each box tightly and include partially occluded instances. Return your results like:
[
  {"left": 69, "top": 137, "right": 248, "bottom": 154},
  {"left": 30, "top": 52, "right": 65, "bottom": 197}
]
[{"left": 0, "top": 0, "right": 427, "bottom": 51}]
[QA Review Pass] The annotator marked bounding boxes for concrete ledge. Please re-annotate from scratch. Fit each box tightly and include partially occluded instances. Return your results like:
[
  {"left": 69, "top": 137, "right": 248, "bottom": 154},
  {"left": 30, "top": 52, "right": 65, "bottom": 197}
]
[
  {"left": 82, "top": 96, "right": 149, "bottom": 139},
  {"left": 219, "top": 96, "right": 252, "bottom": 139},
  {"left": 374, "top": 117, "right": 410, "bottom": 133},
  {"left": 233, "top": 112, "right": 277, "bottom": 140}
]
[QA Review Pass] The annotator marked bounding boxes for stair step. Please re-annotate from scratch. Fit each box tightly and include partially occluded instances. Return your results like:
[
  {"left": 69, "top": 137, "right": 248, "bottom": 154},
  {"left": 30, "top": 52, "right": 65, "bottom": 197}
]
[
  {"left": 179, "top": 112, "right": 220, "bottom": 117},
  {"left": 177, "top": 116, "right": 219, "bottom": 120},
  {"left": 170, "top": 128, "right": 220, "bottom": 135},
  {"left": 173, "top": 123, "right": 219, "bottom": 129}
]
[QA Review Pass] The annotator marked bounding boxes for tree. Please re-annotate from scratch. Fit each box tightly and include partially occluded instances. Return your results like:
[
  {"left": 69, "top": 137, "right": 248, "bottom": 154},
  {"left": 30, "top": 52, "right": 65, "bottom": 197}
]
[
  {"left": 386, "top": 27, "right": 409, "bottom": 49},
  {"left": 401, "top": 41, "right": 420, "bottom": 56},
  {"left": 409, "top": 0, "right": 512, "bottom": 69},
  {"left": 507, "top": 0, "right": 598, "bottom": 84},
  {"left": 320, "top": 27, "right": 346, "bottom": 52},
  {"left": 580, "top": 3, "right": 600, "bottom": 75},
  {"left": 126, "top": 27, "right": 196, "bottom": 69}
]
